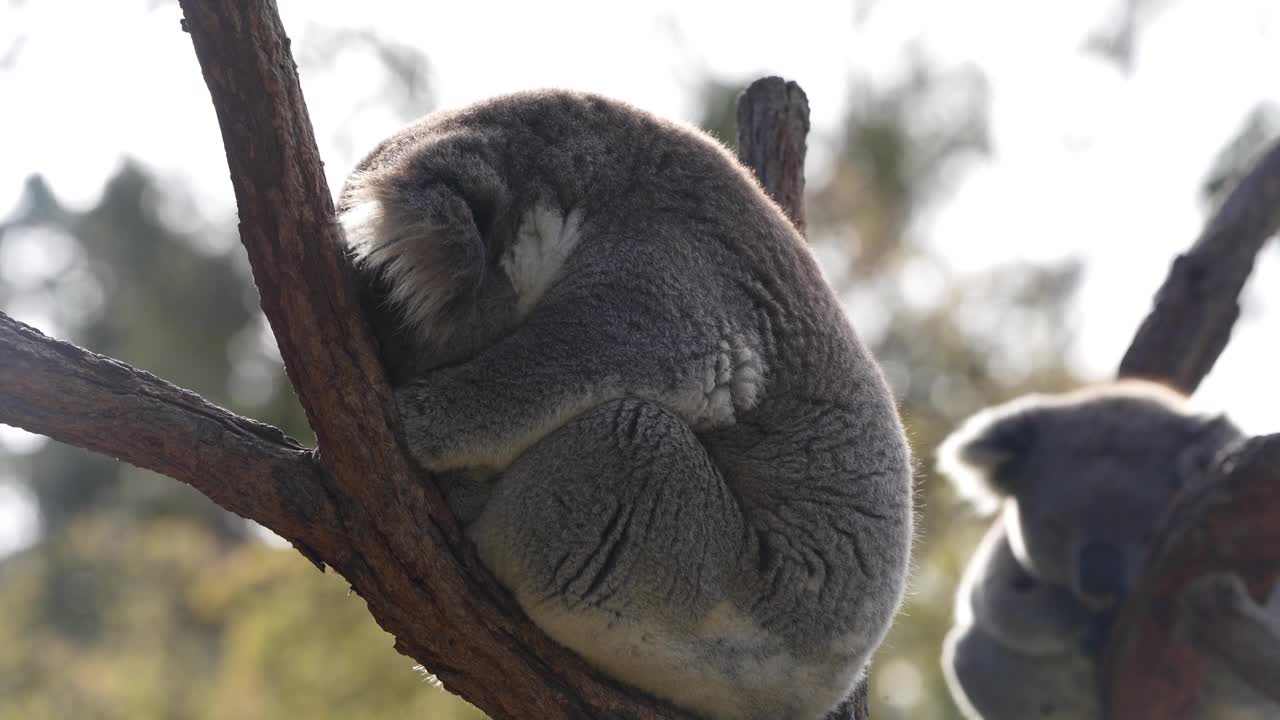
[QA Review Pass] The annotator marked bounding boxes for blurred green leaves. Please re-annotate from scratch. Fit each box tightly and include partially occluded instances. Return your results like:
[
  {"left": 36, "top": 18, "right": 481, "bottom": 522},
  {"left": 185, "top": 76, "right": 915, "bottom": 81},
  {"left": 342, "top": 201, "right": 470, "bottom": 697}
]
[{"left": 0, "top": 517, "right": 484, "bottom": 720}]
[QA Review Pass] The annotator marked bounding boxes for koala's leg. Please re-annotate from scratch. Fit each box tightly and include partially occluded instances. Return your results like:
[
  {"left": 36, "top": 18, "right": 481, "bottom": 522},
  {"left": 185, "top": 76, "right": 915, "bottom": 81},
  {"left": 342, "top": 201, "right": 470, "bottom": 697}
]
[
  {"left": 943, "top": 622, "right": 1099, "bottom": 720},
  {"left": 469, "top": 398, "right": 805, "bottom": 720}
]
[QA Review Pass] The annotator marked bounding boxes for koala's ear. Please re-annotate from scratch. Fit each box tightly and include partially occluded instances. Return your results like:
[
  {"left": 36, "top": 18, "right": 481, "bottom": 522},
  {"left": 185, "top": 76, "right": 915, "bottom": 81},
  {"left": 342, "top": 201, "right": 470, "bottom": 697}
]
[
  {"left": 1175, "top": 415, "right": 1244, "bottom": 486},
  {"left": 937, "top": 401, "right": 1040, "bottom": 514}
]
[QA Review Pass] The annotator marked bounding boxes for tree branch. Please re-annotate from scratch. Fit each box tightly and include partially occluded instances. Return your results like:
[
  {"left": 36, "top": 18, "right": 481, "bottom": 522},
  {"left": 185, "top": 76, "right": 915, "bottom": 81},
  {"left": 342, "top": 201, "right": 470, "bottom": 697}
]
[
  {"left": 1118, "top": 139, "right": 1280, "bottom": 393},
  {"left": 1102, "top": 434, "right": 1280, "bottom": 718},
  {"left": 0, "top": 312, "right": 335, "bottom": 566},
  {"left": 737, "top": 76, "right": 811, "bottom": 234}
]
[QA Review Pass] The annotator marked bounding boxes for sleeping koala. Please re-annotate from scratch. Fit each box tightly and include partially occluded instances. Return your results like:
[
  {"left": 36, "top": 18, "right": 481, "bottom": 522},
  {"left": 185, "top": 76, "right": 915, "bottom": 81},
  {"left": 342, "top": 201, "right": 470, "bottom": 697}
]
[
  {"left": 337, "top": 90, "right": 914, "bottom": 720},
  {"left": 936, "top": 380, "right": 1243, "bottom": 719}
]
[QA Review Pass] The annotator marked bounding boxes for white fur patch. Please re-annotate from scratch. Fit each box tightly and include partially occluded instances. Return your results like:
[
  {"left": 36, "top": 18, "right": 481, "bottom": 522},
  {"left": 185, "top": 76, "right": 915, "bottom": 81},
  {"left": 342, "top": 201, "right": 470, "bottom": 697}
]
[
  {"left": 518, "top": 597, "right": 847, "bottom": 720},
  {"left": 338, "top": 174, "right": 466, "bottom": 343},
  {"left": 500, "top": 205, "right": 585, "bottom": 316}
]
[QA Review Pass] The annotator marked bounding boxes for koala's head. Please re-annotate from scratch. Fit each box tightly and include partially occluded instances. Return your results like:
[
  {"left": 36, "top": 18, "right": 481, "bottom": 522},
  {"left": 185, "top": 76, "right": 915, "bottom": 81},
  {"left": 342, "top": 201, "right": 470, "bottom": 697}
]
[
  {"left": 336, "top": 113, "right": 526, "bottom": 381},
  {"left": 336, "top": 93, "right": 614, "bottom": 382},
  {"left": 939, "top": 381, "right": 1242, "bottom": 609}
]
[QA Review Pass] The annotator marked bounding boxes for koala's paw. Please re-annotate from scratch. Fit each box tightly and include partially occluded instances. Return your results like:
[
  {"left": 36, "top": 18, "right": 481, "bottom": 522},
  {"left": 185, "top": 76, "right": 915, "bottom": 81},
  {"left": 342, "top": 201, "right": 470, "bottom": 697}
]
[
  {"left": 393, "top": 379, "right": 548, "bottom": 473},
  {"left": 1177, "top": 572, "right": 1253, "bottom": 646},
  {"left": 675, "top": 339, "right": 766, "bottom": 431}
]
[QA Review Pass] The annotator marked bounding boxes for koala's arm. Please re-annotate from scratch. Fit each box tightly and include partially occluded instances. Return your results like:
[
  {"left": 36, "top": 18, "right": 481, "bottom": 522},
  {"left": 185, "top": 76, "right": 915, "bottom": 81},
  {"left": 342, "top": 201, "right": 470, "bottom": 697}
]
[
  {"left": 394, "top": 284, "right": 749, "bottom": 473},
  {"left": 963, "top": 522, "right": 1096, "bottom": 655},
  {"left": 943, "top": 622, "right": 1099, "bottom": 720},
  {"left": 1178, "top": 572, "right": 1280, "bottom": 706}
]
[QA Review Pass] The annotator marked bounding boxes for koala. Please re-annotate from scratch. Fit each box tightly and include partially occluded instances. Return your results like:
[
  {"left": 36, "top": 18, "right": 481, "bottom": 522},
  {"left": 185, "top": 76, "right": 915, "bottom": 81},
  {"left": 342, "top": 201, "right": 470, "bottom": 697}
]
[
  {"left": 336, "top": 90, "right": 914, "bottom": 720},
  {"left": 936, "top": 380, "right": 1243, "bottom": 719}
]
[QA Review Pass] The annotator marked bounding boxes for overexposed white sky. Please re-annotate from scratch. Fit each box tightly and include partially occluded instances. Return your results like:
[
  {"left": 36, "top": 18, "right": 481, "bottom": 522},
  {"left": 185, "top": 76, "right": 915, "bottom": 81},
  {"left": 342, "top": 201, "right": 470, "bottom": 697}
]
[{"left": 1, "top": 0, "right": 1277, "bottom": 442}]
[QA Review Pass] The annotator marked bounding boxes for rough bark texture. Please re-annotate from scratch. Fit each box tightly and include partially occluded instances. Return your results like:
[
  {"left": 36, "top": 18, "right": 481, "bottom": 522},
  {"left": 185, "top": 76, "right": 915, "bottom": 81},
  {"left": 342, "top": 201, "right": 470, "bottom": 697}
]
[
  {"left": 737, "top": 76, "right": 811, "bottom": 235},
  {"left": 0, "top": 314, "right": 333, "bottom": 564},
  {"left": 0, "top": 1, "right": 840, "bottom": 718},
  {"left": 1102, "top": 435, "right": 1280, "bottom": 718},
  {"left": 1118, "top": 139, "right": 1280, "bottom": 393}
]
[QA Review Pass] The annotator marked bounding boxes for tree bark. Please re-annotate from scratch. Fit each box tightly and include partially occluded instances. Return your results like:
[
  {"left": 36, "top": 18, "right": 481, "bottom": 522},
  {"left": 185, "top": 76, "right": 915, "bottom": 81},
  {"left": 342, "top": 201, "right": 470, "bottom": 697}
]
[
  {"left": 0, "top": 314, "right": 333, "bottom": 566},
  {"left": 1118, "top": 139, "right": 1280, "bottom": 393},
  {"left": 737, "top": 76, "right": 811, "bottom": 235}
]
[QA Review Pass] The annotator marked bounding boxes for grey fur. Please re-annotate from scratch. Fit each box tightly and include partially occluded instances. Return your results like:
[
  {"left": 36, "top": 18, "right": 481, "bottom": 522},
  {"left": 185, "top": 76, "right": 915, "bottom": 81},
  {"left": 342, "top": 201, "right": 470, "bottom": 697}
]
[
  {"left": 937, "top": 380, "right": 1243, "bottom": 719},
  {"left": 336, "top": 90, "right": 914, "bottom": 720}
]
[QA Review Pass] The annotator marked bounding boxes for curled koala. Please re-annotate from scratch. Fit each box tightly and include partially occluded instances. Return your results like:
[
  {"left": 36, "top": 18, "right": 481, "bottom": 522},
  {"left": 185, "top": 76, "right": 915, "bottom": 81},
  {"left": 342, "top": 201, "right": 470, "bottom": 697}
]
[
  {"left": 937, "top": 380, "right": 1243, "bottom": 719},
  {"left": 337, "top": 90, "right": 914, "bottom": 720}
]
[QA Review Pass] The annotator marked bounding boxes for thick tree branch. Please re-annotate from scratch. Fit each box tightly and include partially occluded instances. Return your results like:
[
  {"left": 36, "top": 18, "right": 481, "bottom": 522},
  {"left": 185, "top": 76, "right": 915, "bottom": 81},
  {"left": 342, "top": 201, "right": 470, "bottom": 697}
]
[
  {"left": 0, "top": 312, "right": 335, "bottom": 565},
  {"left": 1102, "top": 434, "right": 1280, "bottom": 718},
  {"left": 737, "top": 76, "right": 811, "bottom": 234},
  {"left": 1118, "top": 139, "right": 1280, "bottom": 393}
]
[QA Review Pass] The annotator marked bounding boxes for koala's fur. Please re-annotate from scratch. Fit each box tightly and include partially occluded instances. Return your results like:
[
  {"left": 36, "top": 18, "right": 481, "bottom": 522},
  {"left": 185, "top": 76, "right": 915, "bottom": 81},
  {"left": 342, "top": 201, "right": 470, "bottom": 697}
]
[
  {"left": 937, "top": 381, "right": 1243, "bottom": 719},
  {"left": 336, "top": 90, "right": 914, "bottom": 720}
]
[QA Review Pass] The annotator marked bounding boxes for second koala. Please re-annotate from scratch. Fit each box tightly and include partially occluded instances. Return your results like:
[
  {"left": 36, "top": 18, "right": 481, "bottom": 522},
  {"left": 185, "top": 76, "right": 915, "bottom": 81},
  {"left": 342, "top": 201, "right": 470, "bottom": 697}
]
[
  {"left": 937, "top": 381, "right": 1242, "bottom": 719},
  {"left": 338, "top": 90, "right": 914, "bottom": 720}
]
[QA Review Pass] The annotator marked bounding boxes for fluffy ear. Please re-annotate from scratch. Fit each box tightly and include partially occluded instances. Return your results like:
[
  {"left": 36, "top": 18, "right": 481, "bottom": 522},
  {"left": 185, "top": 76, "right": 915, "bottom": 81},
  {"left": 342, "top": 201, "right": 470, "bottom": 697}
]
[
  {"left": 1175, "top": 414, "right": 1244, "bottom": 486},
  {"left": 937, "top": 398, "right": 1041, "bottom": 514}
]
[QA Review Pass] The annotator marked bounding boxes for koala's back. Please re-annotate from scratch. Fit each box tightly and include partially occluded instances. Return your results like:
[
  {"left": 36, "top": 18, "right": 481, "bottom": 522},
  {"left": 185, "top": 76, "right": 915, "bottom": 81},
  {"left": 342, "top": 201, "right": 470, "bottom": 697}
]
[
  {"left": 349, "top": 90, "right": 854, "bottom": 348},
  {"left": 340, "top": 91, "right": 914, "bottom": 719}
]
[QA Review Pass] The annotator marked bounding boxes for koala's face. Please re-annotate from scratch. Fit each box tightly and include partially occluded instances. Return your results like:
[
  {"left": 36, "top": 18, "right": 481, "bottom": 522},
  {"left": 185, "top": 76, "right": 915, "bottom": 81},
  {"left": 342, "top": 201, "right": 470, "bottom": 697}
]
[
  {"left": 940, "top": 382, "right": 1242, "bottom": 609},
  {"left": 1001, "top": 437, "right": 1189, "bottom": 608}
]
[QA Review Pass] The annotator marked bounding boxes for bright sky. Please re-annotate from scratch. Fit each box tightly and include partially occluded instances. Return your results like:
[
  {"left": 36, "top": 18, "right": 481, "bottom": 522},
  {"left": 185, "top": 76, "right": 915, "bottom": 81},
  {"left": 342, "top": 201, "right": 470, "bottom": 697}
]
[{"left": 1, "top": 0, "right": 1278, "bottom": 536}]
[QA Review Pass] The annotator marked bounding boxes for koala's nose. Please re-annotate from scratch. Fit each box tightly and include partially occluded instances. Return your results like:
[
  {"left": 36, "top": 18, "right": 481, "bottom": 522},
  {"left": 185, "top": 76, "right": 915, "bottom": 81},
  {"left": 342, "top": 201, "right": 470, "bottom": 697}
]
[{"left": 1077, "top": 542, "right": 1127, "bottom": 597}]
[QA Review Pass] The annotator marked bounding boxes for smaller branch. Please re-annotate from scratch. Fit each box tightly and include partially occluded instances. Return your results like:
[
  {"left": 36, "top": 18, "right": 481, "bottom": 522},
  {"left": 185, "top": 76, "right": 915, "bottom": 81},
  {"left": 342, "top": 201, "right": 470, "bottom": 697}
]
[
  {"left": 737, "top": 76, "right": 811, "bottom": 234},
  {"left": 1119, "top": 140, "right": 1280, "bottom": 393},
  {"left": 0, "top": 313, "right": 336, "bottom": 566},
  {"left": 1102, "top": 434, "right": 1280, "bottom": 718}
]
